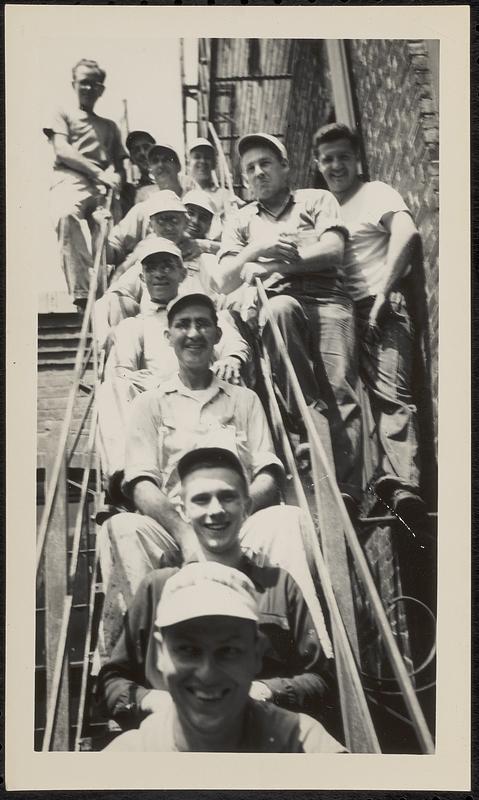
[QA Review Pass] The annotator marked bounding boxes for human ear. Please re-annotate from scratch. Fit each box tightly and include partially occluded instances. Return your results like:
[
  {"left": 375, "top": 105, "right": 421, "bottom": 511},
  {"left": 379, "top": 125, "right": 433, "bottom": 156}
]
[
  {"left": 214, "top": 326, "right": 222, "bottom": 345},
  {"left": 164, "top": 329, "right": 172, "bottom": 346},
  {"left": 153, "top": 631, "right": 166, "bottom": 671}
]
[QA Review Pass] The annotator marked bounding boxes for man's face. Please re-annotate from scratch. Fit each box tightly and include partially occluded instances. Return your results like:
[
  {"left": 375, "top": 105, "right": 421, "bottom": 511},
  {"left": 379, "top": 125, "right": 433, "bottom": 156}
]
[
  {"left": 186, "top": 204, "right": 213, "bottom": 239},
  {"left": 150, "top": 211, "right": 187, "bottom": 244},
  {"left": 241, "top": 145, "right": 289, "bottom": 203},
  {"left": 189, "top": 147, "right": 215, "bottom": 182},
  {"left": 140, "top": 254, "right": 185, "bottom": 304},
  {"left": 316, "top": 138, "right": 359, "bottom": 197},
  {"left": 149, "top": 149, "right": 180, "bottom": 186},
  {"left": 157, "top": 616, "right": 261, "bottom": 738},
  {"left": 72, "top": 65, "right": 104, "bottom": 112},
  {"left": 166, "top": 303, "right": 221, "bottom": 371},
  {"left": 182, "top": 466, "right": 250, "bottom": 557},
  {"left": 129, "top": 136, "right": 154, "bottom": 172}
]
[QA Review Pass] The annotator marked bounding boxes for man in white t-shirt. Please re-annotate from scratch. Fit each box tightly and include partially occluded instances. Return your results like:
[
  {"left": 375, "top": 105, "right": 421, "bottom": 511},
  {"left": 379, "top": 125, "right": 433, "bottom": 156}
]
[{"left": 314, "top": 123, "right": 424, "bottom": 522}]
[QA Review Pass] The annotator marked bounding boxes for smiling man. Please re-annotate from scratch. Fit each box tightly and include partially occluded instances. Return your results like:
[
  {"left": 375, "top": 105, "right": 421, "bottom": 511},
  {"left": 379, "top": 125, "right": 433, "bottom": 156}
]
[
  {"left": 44, "top": 59, "right": 127, "bottom": 309},
  {"left": 99, "top": 291, "right": 283, "bottom": 651},
  {"left": 97, "top": 447, "right": 336, "bottom": 728},
  {"left": 97, "top": 242, "right": 250, "bottom": 497},
  {"left": 103, "top": 561, "right": 345, "bottom": 752},
  {"left": 214, "top": 132, "right": 362, "bottom": 508},
  {"left": 314, "top": 123, "right": 424, "bottom": 521},
  {"left": 187, "top": 137, "right": 243, "bottom": 239},
  {"left": 121, "top": 130, "right": 156, "bottom": 211}
]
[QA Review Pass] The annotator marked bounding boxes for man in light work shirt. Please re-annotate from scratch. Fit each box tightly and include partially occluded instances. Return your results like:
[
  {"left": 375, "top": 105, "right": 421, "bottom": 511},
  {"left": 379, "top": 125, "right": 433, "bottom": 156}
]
[
  {"left": 314, "top": 123, "right": 424, "bottom": 520},
  {"left": 100, "top": 291, "right": 283, "bottom": 649},
  {"left": 215, "top": 133, "right": 362, "bottom": 505},
  {"left": 44, "top": 59, "right": 127, "bottom": 309}
]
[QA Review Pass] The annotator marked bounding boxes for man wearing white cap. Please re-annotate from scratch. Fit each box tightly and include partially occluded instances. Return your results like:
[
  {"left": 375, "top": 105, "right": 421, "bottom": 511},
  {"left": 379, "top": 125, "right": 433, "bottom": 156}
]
[
  {"left": 215, "top": 132, "right": 362, "bottom": 508},
  {"left": 99, "top": 291, "right": 283, "bottom": 651},
  {"left": 104, "top": 562, "right": 345, "bottom": 752},
  {"left": 187, "top": 137, "right": 243, "bottom": 239},
  {"left": 97, "top": 243, "right": 251, "bottom": 503},
  {"left": 97, "top": 446, "right": 336, "bottom": 729}
]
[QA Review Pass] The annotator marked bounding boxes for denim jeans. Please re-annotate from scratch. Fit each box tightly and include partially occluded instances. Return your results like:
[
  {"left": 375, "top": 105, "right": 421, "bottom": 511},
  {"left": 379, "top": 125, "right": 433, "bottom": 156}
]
[
  {"left": 355, "top": 293, "right": 420, "bottom": 490},
  {"left": 262, "top": 294, "right": 362, "bottom": 500}
]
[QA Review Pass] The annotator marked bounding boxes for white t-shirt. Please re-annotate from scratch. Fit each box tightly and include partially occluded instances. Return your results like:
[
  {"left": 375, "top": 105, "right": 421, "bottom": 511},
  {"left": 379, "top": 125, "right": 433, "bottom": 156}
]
[{"left": 341, "top": 181, "right": 409, "bottom": 301}]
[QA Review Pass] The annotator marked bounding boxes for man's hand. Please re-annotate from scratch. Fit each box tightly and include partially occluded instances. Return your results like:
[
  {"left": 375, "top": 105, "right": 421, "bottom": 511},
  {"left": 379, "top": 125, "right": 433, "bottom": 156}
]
[
  {"left": 249, "top": 681, "right": 273, "bottom": 703},
  {"left": 254, "top": 232, "right": 300, "bottom": 263},
  {"left": 180, "top": 237, "right": 203, "bottom": 261},
  {"left": 212, "top": 356, "right": 242, "bottom": 384},
  {"left": 365, "top": 292, "right": 388, "bottom": 344},
  {"left": 139, "top": 689, "right": 170, "bottom": 715},
  {"left": 98, "top": 165, "right": 122, "bottom": 191}
]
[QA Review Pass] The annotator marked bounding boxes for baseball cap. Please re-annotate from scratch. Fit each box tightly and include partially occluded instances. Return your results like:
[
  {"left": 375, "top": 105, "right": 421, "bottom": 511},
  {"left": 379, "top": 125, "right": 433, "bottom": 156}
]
[
  {"left": 148, "top": 142, "right": 181, "bottom": 166},
  {"left": 155, "top": 562, "right": 259, "bottom": 629},
  {"left": 182, "top": 189, "right": 216, "bottom": 216},
  {"left": 147, "top": 190, "right": 187, "bottom": 218},
  {"left": 188, "top": 137, "right": 215, "bottom": 154},
  {"left": 126, "top": 130, "right": 155, "bottom": 151},
  {"left": 177, "top": 446, "right": 248, "bottom": 490},
  {"left": 138, "top": 236, "right": 183, "bottom": 265},
  {"left": 237, "top": 132, "right": 288, "bottom": 161},
  {"left": 166, "top": 291, "right": 217, "bottom": 324}
]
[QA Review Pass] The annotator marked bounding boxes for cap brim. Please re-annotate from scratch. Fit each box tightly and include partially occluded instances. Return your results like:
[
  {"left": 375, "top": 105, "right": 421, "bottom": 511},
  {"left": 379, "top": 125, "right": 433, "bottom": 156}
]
[{"left": 156, "top": 585, "right": 259, "bottom": 629}]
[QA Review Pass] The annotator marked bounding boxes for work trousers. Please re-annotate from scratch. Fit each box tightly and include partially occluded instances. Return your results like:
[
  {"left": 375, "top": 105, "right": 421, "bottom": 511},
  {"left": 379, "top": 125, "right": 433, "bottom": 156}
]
[
  {"left": 355, "top": 293, "right": 420, "bottom": 490},
  {"left": 262, "top": 294, "right": 362, "bottom": 500},
  {"left": 99, "top": 504, "right": 333, "bottom": 659},
  {"left": 49, "top": 170, "right": 103, "bottom": 302}
]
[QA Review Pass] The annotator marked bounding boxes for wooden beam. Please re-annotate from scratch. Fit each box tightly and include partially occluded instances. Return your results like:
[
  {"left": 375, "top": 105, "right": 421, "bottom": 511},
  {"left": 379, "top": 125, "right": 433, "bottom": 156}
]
[{"left": 43, "top": 430, "right": 69, "bottom": 750}]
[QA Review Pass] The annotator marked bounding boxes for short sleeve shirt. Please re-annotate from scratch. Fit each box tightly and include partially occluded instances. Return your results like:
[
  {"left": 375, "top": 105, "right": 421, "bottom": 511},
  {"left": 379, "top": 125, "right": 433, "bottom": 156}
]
[
  {"left": 341, "top": 181, "right": 410, "bottom": 301},
  {"left": 104, "top": 695, "right": 347, "bottom": 752},
  {"left": 123, "top": 373, "right": 284, "bottom": 501},
  {"left": 218, "top": 189, "right": 349, "bottom": 299},
  {"left": 45, "top": 106, "right": 127, "bottom": 170}
]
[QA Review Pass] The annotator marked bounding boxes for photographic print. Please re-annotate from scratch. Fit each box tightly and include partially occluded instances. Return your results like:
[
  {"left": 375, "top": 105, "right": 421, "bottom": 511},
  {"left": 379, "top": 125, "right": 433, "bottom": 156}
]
[{"left": 5, "top": 4, "right": 470, "bottom": 792}]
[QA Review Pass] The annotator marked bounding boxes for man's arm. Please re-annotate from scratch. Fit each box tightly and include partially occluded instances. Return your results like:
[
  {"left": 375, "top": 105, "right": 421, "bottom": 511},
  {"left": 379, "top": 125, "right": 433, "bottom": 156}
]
[
  {"left": 367, "top": 211, "right": 421, "bottom": 334},
  {"left": 260, "top": 574, "right": 335, "bottom": 718},
  {"left": 108, "top": 205, "right": 148, "bottom": 266},
  {"left": 243, "top": 390, "right": 285, "bottom": 511},
  {"left": 130, "top": 479, "right": 199, "bottom": 558},
  {"left": 96, "top": 569, "right": 176, "bottom": 725},
  {"left": 50, "top": 133, "right": 120, "bottom": 189}
]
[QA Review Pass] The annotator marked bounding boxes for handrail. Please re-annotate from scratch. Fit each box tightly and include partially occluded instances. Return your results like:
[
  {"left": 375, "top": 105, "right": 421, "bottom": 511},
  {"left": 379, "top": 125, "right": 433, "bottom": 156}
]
[
  {"left": 36, "top": 191, "right": 112, "bottom": 576},
  {"left": 255, "top": 278, "right": 435, "bottom": 754},
  {"left": 260, "top": 352, "right": 380, "bottom": 752}
]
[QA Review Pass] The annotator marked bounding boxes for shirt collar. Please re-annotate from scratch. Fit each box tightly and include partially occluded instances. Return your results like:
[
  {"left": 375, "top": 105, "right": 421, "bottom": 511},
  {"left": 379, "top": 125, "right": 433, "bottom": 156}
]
[
  {"left": 255, "top": 190, "right": 296, "bottom": 220},
  {"left": 141, "top": 297, "right": 168, "bottom": 316},
  {"left": 162, "top": 371, "right": 232, "bottom": 398}
]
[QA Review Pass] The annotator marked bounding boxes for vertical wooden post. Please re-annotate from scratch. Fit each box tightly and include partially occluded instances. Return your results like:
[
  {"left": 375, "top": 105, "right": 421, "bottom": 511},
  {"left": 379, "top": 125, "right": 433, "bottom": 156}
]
[{"left": 44, "top": 431, "right": 70, "bottom": 750}]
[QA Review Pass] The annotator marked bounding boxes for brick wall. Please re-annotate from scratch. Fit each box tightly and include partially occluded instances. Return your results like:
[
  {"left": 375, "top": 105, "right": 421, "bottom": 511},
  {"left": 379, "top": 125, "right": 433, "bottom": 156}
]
[{"left": 348, "top": 39, "right": 439, "bottom": 431}]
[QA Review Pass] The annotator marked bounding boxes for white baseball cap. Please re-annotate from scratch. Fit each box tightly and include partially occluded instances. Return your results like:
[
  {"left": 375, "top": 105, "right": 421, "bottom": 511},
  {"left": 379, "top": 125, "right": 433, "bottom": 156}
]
[
  {"left": 188, "top": 137, "right": 215, "bottom": 153},
  {"left": 137, "top": 236, "right": 183, "bottom": 264},
  {"left": 183, "top": 189, "right": 216, "bottom": 216},
  {"left": 237, "top": 132, "right": 288, "bottom": 161},
  {"left": 155, "top": 562, "right": 259, "bottom": 629},
  {"left": 147, "top": 191, "right": 187, "bottom": 218}
]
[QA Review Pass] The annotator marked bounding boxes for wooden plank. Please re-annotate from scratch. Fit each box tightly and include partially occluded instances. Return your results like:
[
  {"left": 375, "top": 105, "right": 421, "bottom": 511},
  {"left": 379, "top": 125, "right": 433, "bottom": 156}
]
[{"left": 44, "top": 430, "right": 70, "bottom": 750}]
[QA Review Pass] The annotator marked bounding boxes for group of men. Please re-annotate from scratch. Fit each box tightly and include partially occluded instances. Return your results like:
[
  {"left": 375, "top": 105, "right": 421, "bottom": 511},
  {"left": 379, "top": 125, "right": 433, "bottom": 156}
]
[{"left": 44, "top": 58, "right": 428, "bottom": 753}]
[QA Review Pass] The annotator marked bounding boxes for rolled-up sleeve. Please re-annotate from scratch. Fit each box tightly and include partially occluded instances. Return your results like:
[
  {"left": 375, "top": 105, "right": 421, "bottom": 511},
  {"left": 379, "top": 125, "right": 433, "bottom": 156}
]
[
  {"left": 114, "top": 316, "right": 144, "bottom": 371},
  {"left": 123, "top": 392, "right": 163, "bottom": 494},
  {"left": 309, "top": 191, "right": 349, "bottom": 241},
  {"left": 216, "top": 310, "right": 251, "bottom": 365},
  {"left": 244, "top": 390, "right": 284, "bottom": 478},
  {"left": 217, "top": 212, "right": 249, "bottom": 262}
]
